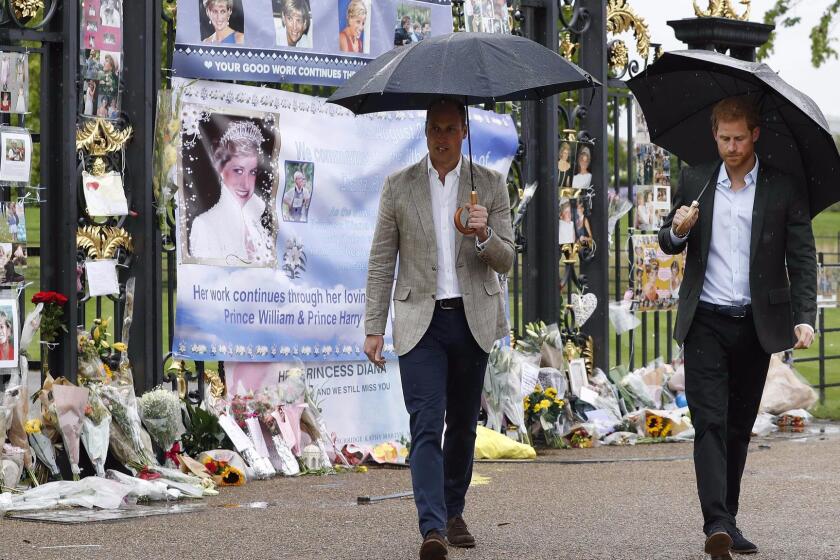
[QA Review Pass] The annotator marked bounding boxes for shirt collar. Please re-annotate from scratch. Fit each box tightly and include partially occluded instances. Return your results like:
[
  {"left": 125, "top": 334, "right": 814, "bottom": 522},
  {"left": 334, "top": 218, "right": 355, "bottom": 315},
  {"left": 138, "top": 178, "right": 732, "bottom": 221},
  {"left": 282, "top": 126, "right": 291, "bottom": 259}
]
[
  {"left": 427, "top": 155, "right": 463, "bottom": 181},
  {"left": 717, "top": 154, "right": 759, "bottom": 189}
]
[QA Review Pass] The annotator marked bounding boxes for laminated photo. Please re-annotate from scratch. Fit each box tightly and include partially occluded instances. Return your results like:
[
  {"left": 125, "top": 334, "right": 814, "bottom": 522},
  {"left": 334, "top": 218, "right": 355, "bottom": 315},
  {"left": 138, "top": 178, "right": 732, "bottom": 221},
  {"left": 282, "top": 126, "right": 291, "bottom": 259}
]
[
  {"left": 0, "top": 52, "right": 29, "bottom": 114},
  {"left": 0, "top": 297, "right": 18, "bottom": 367},
  {"left": 0, "top": 130, "right": 32, "bottom": 183}
]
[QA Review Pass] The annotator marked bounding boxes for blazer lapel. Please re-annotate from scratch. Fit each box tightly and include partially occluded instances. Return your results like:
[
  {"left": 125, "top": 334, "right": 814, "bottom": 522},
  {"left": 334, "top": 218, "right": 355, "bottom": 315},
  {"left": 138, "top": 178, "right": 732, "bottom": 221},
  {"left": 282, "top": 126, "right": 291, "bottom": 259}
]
[
  {"left": 699, "top": 163, "right": 720, "bottom": 266},
  {"left": 750, "top": 166, "right": 770, "bottom": 267},
  {"left": 455, "top": 158, "right": 473, "bottom": 263},
  {"left": 411, "top": 156, "right": 435, "bottom": 245}
]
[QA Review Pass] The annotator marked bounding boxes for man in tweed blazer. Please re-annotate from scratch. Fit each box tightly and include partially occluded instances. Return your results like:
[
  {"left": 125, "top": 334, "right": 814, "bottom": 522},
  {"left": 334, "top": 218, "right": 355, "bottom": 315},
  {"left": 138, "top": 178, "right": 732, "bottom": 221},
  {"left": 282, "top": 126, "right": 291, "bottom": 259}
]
[{"left": 364, "top": 98, "right": 514, "bottom": 560}]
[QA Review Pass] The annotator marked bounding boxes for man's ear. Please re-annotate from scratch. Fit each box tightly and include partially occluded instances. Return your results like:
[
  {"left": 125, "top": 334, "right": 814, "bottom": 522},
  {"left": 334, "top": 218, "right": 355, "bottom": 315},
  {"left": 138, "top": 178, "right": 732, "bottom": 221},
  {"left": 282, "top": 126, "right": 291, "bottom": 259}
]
[{"left": 752, "top": 126, "right": 760, "bottom": 143}]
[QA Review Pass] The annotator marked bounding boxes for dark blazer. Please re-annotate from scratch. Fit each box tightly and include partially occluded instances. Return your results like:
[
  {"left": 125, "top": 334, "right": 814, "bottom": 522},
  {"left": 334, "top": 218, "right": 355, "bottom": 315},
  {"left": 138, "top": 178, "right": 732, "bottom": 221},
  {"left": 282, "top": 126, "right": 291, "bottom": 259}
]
[{"left": 658, "top": 160, "right": 817, "bottom": 354}]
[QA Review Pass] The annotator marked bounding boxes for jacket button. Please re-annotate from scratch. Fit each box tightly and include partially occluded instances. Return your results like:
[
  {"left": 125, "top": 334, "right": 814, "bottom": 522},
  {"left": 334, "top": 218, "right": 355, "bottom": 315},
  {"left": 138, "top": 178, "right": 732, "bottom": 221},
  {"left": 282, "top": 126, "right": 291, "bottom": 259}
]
[{"left": 432, "top": 265, "right": 437, "bottom": 271}]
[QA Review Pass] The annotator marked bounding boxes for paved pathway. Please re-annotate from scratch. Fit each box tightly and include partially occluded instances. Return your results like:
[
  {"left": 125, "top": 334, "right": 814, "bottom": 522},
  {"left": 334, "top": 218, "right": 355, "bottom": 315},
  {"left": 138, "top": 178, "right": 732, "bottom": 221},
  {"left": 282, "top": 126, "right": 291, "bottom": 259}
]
[{"left": 1, "top": 428, "right": 838, "bottom": 560}]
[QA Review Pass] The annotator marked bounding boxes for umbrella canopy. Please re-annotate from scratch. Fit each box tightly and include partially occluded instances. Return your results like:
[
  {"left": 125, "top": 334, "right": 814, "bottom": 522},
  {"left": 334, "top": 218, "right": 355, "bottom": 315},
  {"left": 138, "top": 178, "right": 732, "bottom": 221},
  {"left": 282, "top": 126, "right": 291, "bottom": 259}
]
[
  {"left": 628, "top": 49, "right": 840, "bottom": 217},
  {"left": 327, "top": 32, "right": 599, "bottom": 114}
]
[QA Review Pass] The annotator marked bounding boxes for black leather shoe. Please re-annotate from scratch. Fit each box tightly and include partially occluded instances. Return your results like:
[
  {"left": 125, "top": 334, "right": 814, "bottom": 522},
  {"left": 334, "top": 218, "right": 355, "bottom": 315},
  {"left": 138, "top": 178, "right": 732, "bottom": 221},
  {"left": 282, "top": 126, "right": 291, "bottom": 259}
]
[
  {"left": 446, "top": 515, "right": 476, "bottom": 548},
  {"left": 419, "top": 530, "right": 448, "bottom": 560},
  {"left": 729, "top": 527, "right": 758, "bottom": 554},
  {"left": 705, "top": 527, "right": 733, "bottom": 560}
]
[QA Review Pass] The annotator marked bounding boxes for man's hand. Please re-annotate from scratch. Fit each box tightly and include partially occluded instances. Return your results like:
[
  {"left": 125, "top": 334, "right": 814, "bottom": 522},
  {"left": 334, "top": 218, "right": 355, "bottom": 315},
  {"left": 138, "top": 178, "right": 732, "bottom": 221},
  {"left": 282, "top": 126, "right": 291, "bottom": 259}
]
[
  {"left": 672, "top": 204, "right": 699, "bottom": 237},
  {"left": 794, "top": 325, "right": 815, "bottom": 350},
  {"left": 465, "top": 203, "right": 489, "bottom": 242},
  {"left": 364, "top": 334, "right": 386, "bottom": 369}
]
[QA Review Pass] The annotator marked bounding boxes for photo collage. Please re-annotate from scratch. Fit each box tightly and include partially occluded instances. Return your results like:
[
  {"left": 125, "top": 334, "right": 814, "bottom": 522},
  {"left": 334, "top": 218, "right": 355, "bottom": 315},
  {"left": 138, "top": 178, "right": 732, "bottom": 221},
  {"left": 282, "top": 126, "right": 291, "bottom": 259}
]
[
  {"left": 631, "top": 234, "right": 684, "bottom": 312},
  {"left": 633, "top": 143, "right": 671, "bottom": 231},
  {"left": 463, "top": 0, "right": 511, "bottom": 34},
  {"left": 0, "top": 52, "right": 29, "bottom": 114},
  {"left": 394, "top": 3, "right": 432, "bottom": 46},
  {"left": 557, "top": 140, "right": 595, "bottom": 247},
  {"left": 818, "top": 264, "right": 840, "bottom": 307},
  {"left": 80, "top": 0, "right": 123, "bottom": 119}
]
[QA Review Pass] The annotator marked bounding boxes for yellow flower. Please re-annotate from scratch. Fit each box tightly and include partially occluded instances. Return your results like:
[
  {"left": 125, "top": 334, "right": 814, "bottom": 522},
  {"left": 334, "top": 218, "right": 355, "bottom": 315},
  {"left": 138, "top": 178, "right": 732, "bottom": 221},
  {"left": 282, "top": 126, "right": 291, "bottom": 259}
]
[
  {"left": 539, "top": 399, "right": 551, "bottom": 410},
  {"left": 104, "top": 364, "right": 113, "bottom": 380},
  {"left": 554, "top": 398, "right": 565, "bottom": 406},
  {"left": 523, "top": 397, "right": 531, "bottom": 410},
  {"left": 646, "top": 414, "right": 663, "bottom": 436},
  {"left": 545, "top": 387, "right": 558, "bottom": 398},
  {"left": 533, "top": 402, "right": 542, "bottom": 413},
  {"left": 24, "top": 419, "right": 42, "bottom": 434},
  {"left": 113, "top": 342, "right": 128, "bottom": 352}
]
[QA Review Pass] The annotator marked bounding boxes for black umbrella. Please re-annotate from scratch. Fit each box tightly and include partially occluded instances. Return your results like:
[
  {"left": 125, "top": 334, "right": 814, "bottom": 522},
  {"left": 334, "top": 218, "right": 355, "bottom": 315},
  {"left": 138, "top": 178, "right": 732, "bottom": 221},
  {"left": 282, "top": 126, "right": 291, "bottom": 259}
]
[
  {"left": 327, "top": 32, "right": 599, "bottom": 232},
  {"left": 628, "top": 49, "right": 840, "bottom": 217}
]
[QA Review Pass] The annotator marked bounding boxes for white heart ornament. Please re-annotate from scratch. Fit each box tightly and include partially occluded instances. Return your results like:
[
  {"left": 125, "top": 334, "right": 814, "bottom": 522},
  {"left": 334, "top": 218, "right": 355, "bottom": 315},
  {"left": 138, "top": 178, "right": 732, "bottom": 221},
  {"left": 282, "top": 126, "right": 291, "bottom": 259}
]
[
  {"left": 203, "top": 60, "right": 214, "bottom": 70},
  {"left": 572, "top": 293, "right": 598, "bottom": 326}
]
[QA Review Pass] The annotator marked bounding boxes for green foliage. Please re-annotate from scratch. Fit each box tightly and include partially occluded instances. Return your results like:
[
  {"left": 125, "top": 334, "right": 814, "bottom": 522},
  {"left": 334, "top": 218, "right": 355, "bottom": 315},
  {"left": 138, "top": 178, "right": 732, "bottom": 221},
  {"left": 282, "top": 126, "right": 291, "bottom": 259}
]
[
  {"left": 759, "top": 0, "right": 840, "bottom": 68},
  {"left": 180, "top": 400, "right": 231, "bottom": 456}
]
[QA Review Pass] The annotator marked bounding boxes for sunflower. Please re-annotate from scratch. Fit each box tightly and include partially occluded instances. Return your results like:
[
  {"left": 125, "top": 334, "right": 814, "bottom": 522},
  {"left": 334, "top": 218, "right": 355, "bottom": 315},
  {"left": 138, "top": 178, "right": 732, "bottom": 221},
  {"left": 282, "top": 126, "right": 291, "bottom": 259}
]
[
  {"left": 660, "top": 421, "right": 672, "bottom": 438},
  {"left": 539, "top": 399, "right": 551, "bottom": 410},
  {"left": 523, "top": 396, "right": 531, "bottom": 411},
  {"left": 218, "top": 465, "right": 245, "bottom": 486},
  {"left": 545, "top": 387, "right": 558, "bottom": 399},
  {"left": 646, "top": 414, "right": 663, "bottom": 436}
]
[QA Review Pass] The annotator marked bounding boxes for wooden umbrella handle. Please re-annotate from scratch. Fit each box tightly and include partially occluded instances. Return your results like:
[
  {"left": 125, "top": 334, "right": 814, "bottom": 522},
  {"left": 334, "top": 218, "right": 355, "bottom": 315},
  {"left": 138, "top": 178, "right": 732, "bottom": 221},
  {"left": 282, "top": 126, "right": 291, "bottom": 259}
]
[
  {"left": 673, "top": 200, "right": 699, "bottom": 237},
  {"left": 454, "top": 190, "right": 479, "bottom": 235}
]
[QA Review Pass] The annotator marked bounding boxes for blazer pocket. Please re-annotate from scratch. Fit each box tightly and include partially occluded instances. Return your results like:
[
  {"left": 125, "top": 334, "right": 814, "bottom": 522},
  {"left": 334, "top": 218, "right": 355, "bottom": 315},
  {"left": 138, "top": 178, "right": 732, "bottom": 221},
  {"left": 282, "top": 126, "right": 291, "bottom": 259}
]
[
  {"left": 393, "top": 286, "right": 411, "bottom": 301},
  {"left": 768, "top": 287, "right": 791, "bottom": 305},
  {"left": 484, "top": 278, "right": 501, "bottom": 296}
]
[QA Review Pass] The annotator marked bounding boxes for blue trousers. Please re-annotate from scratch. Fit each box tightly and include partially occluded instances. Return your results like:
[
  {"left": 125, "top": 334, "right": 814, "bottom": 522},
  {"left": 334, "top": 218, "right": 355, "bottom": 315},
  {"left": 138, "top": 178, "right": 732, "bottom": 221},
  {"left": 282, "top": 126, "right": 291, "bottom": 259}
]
[{"left": 398, "top": 305, "right": 489, "bottom": 537}]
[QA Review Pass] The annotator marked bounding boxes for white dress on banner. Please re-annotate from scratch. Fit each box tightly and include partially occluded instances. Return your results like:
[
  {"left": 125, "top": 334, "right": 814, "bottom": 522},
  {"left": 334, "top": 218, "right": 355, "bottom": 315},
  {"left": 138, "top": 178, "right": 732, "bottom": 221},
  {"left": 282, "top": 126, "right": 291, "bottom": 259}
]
[{"left": 189, "top": 183, "right": 275, "bottom": 266}]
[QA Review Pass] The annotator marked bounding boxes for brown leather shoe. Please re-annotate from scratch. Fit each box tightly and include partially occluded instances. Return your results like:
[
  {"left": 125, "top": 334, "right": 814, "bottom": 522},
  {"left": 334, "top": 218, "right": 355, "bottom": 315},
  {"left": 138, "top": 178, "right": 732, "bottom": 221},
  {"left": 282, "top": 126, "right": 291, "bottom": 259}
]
[
  {"left": 446, "top": 515, "right": 476, "bottom": 548},
  {"left": 419, "top": 530, "right": 448, "bottom": 560},
  {"left": 705, "top": 530, "right": 734, "bottom": 560}
]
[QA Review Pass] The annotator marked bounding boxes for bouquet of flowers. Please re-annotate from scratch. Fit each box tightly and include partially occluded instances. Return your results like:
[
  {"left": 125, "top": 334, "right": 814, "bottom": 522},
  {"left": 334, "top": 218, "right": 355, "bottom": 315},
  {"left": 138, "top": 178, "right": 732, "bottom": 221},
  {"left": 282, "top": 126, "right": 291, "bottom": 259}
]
[
  {"left": 219, "top": 397, "right": 275, "bottom": 479},
  {"left": 77, "top": 329, "right": 109, "bottom": 383},
  {"left": 138, "top": 386, "right": 185, "bottom": 466},
  {"left": 524, "top": 385, "right": 568, "bottom": 448},
  {"left": 31, "top": 291, "right": 68, "bottom": 344},
  {"left": 259, "top": 391, "right": 300, "bottom": 476},
  {"left": 81, "top": 386, "right": 112, "bottom": 476},
  {"left": 644, "top": 410, "right": 673, "bottom": 439},
  {"left": 564, "top": 424, "right": 595, "bottom": 449},
  {"left": 24, "top": 419, "right": 60, "bottom": 481},
  {"left": 300, "top": 388, "right": 349, "bottom": 470},
  {"left": 99, "top": 383, "right": 157, "bottom": 469},
  {"left": 180, "top": 400, "right": 229, "bottom": 457},
  {"left": 50, "top": 384, "right": 90, "bottom": 480},
  {"left": 201, "top": 455, "right": 246, "bottom": 487}
]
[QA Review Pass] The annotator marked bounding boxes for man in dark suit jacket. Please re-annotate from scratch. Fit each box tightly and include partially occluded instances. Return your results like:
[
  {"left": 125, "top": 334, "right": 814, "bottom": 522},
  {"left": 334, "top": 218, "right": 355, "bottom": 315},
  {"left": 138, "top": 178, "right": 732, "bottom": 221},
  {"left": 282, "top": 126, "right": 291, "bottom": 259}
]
[{"left": 658, "top": 96, "right": 817, "bottom": 560}]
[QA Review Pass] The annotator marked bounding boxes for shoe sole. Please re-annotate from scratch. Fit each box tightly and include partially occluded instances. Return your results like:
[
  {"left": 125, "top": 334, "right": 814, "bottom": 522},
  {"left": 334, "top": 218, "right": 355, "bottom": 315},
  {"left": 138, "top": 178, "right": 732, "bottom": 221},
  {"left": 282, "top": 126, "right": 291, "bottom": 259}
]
[
  {"left": 705, "top": 531, "right": 733, "bottom": 558},
  {"left": 731, "top": 547, "right": 758, "bottom": 555},
  {"left": 448, "top": 538, "right": 476, "bottom": 549},
  {"left": 419, "top": 539, "right": 448, "bottom": 560}
]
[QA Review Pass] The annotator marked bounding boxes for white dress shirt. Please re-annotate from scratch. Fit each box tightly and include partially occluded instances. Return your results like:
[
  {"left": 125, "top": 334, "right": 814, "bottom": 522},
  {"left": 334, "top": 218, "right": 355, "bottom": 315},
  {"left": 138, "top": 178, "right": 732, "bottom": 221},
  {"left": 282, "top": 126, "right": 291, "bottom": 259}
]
[
  {"left": 671, "top": 156, "right": 814, "bottom": 335},
  {"left": 428, "top": 156, "right": 463, "bottom": 300},
  {"left": 426, "top": 156, "right": 493, "bottom": 301}
]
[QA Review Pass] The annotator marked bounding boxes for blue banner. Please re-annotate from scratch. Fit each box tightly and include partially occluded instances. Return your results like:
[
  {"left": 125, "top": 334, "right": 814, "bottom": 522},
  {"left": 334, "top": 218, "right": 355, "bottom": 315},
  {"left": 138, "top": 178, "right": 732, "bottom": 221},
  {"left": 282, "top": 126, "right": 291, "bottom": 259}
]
[
  {"left": 172, "top": 79, "right": 518, "bottom": 363},
  {"left": 173, "top": 0, "right": 453, "bottom": 86}
]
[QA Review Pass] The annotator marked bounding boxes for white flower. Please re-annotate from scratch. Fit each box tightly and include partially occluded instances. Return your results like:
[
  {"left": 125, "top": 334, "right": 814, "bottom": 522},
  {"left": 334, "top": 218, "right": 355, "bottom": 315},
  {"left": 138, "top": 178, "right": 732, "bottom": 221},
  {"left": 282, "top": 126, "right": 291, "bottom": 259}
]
[
  {"left": 302, "top": 346, "right": 312, "bottom": 356},
  {"left": 235, "top": 345, "right": 246, "bottom": 355},
  {"left": 270, "top": 345, "right": 278, "bottom": 355},
  {"left": 197, "top": 344, "right": 207, "bottom": 354},
  {"left": 178, "top": 342, "right": 186, "bottom": 353},
  {"left": 210, "top": 345, "right": 217, "bottom": 355},
  {"left": 218, "top": 344, "right": 227, "bottom": 354},
  {"left": 322, "top": 345, "right": 333, "bottom": 355},
  {"left": 342, "top": 345, "right": 353, "bottom": 354},
  {"left": 280, "top": 346, "right": 290, "bottom": 356},
  {"left": 256, "top": 346, "right": 268, "bottom": 356}
]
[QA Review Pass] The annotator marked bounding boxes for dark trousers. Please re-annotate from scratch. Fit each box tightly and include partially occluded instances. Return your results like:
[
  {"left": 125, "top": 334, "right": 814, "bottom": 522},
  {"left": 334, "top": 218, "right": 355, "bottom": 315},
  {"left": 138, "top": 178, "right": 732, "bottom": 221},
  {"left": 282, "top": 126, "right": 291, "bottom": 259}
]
[
  {"left": 398, "top": 305, "right": 489, "bottom": 537},
  {"left": 684, "top": 307, "right": 770, "bottom": 534}
]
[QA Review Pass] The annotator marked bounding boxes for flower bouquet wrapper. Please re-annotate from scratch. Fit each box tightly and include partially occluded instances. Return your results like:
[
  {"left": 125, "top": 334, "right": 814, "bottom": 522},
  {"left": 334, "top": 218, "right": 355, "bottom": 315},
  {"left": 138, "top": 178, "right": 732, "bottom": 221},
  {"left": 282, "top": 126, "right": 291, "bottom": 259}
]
[
  {"left": 81, "top": 388, "right": 112, "bottom": 477},
  {"left": 139, "top": 387, "right": 185, "bottom": 466},
  {"left": 303, "top": 391, "right": 349, "bottom": 467},
  {"left": 27, "top": 430, "right": 60, "bottom": 478},
  {"left": 217, "top": 414, "right": 274, "bottom": 479},
  {"left": 105, "top": 469, "right": 171, "bottom": 501},
  {"left": 7, "top": 378, "right": 33, "bottom": 470},
  {"left": 51, "top": 384, "right": 90, "bottom": 480},
  {"left": 267, "top": 411, "right": 300, "bottom": 476},
  {"left": 198, "top": 449, "right": 247, "bottom": 487},
  {"left": 99, "top": 384, "right": 157, "bottom": 468}
]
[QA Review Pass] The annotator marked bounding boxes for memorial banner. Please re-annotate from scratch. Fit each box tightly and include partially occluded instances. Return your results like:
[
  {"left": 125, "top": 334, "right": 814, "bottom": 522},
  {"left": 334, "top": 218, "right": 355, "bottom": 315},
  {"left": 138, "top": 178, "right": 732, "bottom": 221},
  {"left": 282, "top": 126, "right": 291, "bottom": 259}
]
[
  {"left": 172, "top": 79, "right": 519, "bottom": 362},
  {"left": 173, "top": 0, "right": 453, "bottom": 86}
]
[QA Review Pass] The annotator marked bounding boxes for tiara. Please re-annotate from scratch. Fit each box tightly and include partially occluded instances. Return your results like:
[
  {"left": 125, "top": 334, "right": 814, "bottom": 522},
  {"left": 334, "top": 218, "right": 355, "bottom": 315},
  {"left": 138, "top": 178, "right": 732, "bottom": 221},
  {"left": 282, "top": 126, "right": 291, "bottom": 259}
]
[{"left": 220, "top": 120, "right": 265, "bottom": 147}]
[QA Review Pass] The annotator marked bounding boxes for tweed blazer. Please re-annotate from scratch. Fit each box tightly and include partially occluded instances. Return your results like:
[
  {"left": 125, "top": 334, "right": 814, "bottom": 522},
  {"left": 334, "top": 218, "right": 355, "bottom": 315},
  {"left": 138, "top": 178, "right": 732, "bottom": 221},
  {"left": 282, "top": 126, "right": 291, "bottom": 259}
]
[{"left": 365, "top": 156, "right": 515, "bottom": 355}]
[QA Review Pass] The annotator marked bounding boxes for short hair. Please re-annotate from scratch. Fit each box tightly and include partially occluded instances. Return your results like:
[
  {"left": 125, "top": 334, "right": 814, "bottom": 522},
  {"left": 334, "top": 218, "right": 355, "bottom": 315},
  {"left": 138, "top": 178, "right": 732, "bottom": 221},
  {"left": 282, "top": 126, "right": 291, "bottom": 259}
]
[
  {"left": 293, "top": 170, "right": 305, "bottom": 181},
  {"left": 425, "top": 97, "right": 467, "bottom": 127},
  {"left": 577, "top": 145, "right": 591, "bottom": 161},
  {"left": 204, "top": 0, "right": 232, "bottom": 11},
  {"left": 347, "top": 0, "right": 367, "bottom": 19},
  {"left": 213, "top": 120, "right": 265, "bottom": 170},
  {"left": 280, "top": 0, "right": 310, "bottom": 27},
  {"left": 401, "top": 16, "right": 411, "bottom": 25},
  {"left": 711, "top": 96, "right": 760, "bottom": 132},
  {"left": 0, "top": 311, "right": 10, "bottom": 331}
]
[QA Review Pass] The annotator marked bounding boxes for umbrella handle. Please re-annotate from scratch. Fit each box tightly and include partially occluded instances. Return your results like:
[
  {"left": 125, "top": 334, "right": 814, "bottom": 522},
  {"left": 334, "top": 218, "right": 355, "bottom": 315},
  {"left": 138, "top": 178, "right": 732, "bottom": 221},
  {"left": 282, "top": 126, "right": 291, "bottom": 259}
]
[
  {"left": 454, "top": 191, "right": 479, "bottom": 236},
  {"left": 673, "top": 200, "right": 699, "bottom": 238}
]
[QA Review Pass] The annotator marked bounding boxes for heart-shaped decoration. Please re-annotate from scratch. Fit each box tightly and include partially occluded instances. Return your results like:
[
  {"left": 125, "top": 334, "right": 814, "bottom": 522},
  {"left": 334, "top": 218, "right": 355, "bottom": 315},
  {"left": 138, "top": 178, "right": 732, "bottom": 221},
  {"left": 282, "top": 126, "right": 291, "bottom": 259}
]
[
  {"left": 86, "top": 181, "right": 100, "bottom": 191},
  {"left": 203, "top": 60, "right": 214, "bottom": 70},
  {"left": 571, "top": 293, "right": 598, "bottom": 326}
]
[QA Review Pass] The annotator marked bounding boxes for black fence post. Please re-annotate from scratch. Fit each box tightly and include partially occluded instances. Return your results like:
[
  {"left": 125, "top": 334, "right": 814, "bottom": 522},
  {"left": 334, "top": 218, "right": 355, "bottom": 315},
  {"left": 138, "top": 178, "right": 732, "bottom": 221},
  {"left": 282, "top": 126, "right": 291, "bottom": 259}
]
[
  {"left": 122, "top": 0, "right": 164, "bottom": 392},
  {"left": 520, "top": 0, "right": 559, "bottom": 327},
  {"left": 578, "top": 0, "right": 610, "bottom": 371},
  {"left": 38, "top": 0, "right": 80, "bottom": 381}
]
